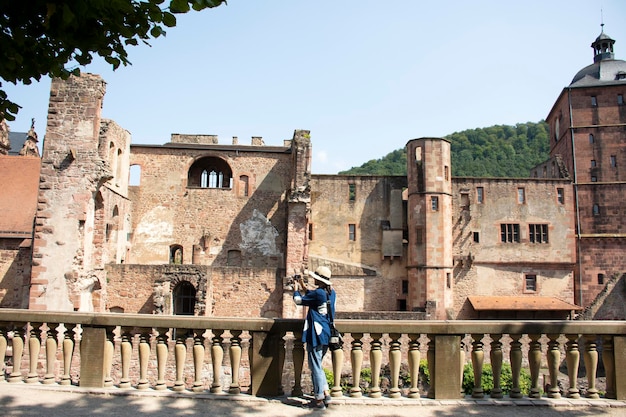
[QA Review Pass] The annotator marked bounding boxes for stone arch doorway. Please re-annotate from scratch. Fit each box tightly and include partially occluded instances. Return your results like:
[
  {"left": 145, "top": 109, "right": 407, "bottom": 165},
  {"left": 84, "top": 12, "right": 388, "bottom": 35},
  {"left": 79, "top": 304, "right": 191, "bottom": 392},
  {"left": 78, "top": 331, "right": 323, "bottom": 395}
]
[{"left": 173, "top": 281, "right": 196, "bottom": 316}]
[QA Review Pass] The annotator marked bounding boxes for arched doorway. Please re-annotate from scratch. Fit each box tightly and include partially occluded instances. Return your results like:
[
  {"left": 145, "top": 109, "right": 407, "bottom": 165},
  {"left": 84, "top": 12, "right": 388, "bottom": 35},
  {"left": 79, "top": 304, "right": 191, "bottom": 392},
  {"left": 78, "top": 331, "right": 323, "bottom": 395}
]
[{"left": 173, "top": 281, "right": 196, "bottom": 316}]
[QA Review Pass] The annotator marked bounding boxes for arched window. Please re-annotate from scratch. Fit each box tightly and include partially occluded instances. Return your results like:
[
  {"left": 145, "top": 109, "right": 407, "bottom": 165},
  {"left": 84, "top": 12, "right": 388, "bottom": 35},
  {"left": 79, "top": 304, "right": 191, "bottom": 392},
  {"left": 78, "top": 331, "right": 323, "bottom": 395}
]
[
  {"left": 188, "top": 156, "right": 232, "bottom": 189},
  {"left": 170, "top": 244, "right": 183, "bottom": 264},
  {"left": 173, "top": 281, "right": 196, "bottom": 315}
]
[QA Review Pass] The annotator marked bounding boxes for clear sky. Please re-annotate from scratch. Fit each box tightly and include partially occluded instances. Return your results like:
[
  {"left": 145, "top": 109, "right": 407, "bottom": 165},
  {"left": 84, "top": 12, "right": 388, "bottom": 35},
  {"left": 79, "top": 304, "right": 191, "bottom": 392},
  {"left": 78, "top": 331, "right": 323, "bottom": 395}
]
[{"left": 4, "top": 0, "right": 626, "bottom": 174}]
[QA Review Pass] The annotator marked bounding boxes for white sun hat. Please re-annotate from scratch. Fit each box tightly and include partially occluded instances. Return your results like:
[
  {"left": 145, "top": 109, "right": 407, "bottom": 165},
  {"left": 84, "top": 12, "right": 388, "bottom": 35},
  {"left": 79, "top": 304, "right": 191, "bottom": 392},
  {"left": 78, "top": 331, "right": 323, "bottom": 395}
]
[{"left": 308, "top": 266, "right": 332, "bottom": 286}]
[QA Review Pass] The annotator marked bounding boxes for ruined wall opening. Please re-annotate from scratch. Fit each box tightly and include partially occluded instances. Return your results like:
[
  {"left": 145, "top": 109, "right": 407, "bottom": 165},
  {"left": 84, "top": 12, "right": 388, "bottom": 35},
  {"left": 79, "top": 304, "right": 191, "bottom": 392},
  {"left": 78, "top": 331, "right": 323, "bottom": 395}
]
[
  {"left": 187, "top": 156, "right": 232, "bottom": 189},
  {"left": 173, "top": 281, "right": 196, "bottom": 315}
]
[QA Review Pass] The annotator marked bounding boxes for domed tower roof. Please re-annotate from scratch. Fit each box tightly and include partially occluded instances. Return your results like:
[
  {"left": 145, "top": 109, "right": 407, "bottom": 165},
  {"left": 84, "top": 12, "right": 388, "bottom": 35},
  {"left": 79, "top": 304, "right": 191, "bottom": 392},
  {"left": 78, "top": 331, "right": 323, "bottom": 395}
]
[{"left": 570, "top": 24, "right": 626, "bottom": 87}]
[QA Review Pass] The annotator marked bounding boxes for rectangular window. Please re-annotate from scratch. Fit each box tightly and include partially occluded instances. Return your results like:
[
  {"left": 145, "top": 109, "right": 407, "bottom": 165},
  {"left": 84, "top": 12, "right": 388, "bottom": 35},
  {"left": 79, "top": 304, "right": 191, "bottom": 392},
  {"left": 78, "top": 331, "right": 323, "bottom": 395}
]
[
  {"left": 348, "top": 223, "right": 356, "bottom": 241},
  {"left": 591, "top": 176, "right": 597, "bottom": 182},
  {"left": 431, "top": 196, "right": 439, "bottom": 211},
  {"left": 618, "top": 94, "right": 624, "bottom": 105},
  {"left": 517, "top": 188, "right": 525, "bottom": 204},
  {"left": 401, "top": 280, "right": 409, "bottom": 294},
  {"left": 525, "top": 274, "right": 537, "bottom": 292},
  {"left": 308, "top": 223, "right": 313, "bottom": 240},
  {"left": 444, "top": 166, "right": 449, "bottom": 181},
  {"left": 397, "top": 299, "right": 407, "bottom": 311},
  {"left": 589, "top": 134, "right": 595, "bottom": 144},
  {"left": 598, "top": 273, "right": 605, "bottom": 285},
  {"left": 611, "top": 155, "right": 617, "bottom": 167},
  {"left": 477, "top": 187, "right": 484, "bottom": 203},
  {"left": 349, "top": 184, "right": 356, "bottom": 201},
  {"left": 500, "top": 223, "right": 520, "bottom": 243},
  {"left": 473, "top": 232, "right": 480, "bottom": 243},
  {"left": 591, "top": 159, "right": 596, "bottom": 167},
  {"left": 591, "top": 96, "right": 597, "bottom": 107},
  {"left": 529, "top": 224, "right": 549, "bottom": 243},
  {"left": 557, "top": 188, "right": 564, "bottom": 204},
  {"left": 593, "top": 204, "right": 600, "bottom": 215}
]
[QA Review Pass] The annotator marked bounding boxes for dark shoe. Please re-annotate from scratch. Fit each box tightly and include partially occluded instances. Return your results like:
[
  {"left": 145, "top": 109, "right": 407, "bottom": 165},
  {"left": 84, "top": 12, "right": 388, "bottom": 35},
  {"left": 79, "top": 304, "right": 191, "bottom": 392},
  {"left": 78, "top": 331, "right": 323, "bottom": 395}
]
[
  {"left": 304, "top": 400, "right": 326, "bottom": 410},
  {"left": 324, "top": 395, "right": 332, "bottom": 406}
]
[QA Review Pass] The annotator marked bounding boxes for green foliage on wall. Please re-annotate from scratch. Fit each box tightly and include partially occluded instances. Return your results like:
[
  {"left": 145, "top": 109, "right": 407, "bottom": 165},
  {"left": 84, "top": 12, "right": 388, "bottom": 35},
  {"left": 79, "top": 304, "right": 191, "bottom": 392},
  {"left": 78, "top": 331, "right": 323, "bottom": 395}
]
[{"left": 340, "top": 121, "right": 549, "bottom": 178}]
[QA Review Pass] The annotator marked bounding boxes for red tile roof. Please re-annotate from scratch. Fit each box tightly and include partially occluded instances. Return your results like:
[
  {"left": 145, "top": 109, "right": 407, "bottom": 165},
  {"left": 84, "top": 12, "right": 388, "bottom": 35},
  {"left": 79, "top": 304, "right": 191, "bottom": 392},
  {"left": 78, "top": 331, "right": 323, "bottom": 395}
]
[
  {"left": 468, "top": 296, "right": 582, "bottom": 311},
  {"left": 0, "top": 155, "right": 40, "bottom": 237}
]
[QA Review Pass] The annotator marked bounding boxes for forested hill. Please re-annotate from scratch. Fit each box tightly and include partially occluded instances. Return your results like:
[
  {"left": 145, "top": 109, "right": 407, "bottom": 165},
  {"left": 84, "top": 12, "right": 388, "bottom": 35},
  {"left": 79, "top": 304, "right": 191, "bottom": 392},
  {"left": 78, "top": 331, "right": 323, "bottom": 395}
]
[{"left": 339, "top": 121, "right": 550, "bottom": 177}]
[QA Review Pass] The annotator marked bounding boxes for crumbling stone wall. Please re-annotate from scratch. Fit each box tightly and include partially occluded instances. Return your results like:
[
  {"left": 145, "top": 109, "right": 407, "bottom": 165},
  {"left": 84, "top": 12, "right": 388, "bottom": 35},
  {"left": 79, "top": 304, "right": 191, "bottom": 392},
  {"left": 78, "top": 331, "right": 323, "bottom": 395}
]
[
  {"left": 0, "top": 239, "right": 31, "bottom": 308},
  {"left": 30, "top": 74, "right": 131, "bottom": 312}
]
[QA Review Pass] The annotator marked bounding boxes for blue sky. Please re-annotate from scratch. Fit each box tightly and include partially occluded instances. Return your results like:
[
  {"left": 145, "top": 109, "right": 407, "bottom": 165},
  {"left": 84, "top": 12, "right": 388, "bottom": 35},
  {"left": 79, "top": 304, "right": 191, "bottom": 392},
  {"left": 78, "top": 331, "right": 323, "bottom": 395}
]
[{"left": 4, "top": 0, "right": 626, "bottom": 174}]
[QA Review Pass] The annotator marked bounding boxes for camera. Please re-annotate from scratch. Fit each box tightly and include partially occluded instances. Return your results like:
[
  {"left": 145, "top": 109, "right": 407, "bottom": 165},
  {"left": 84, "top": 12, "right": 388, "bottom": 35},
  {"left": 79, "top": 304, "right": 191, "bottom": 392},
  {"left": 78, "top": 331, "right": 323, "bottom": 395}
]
[{"left": 285, "top": 274, "right": 308, "bottom": 290}]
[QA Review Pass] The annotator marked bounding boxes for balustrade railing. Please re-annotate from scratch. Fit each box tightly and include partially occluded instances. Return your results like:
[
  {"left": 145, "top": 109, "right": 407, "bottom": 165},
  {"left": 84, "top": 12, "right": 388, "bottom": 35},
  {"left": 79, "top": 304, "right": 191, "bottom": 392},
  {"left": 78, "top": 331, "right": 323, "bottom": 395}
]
[{"left": 0, "top": 310, "right": 624, "bottom": 401}]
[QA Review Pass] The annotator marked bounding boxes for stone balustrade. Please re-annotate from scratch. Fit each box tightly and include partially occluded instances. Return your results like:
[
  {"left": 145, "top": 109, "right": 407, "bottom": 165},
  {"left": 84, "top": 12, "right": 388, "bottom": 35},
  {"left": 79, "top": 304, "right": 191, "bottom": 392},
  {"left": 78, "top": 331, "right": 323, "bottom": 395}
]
[{"left": 0, "top": 310, "right": 624, "bottom": 401}]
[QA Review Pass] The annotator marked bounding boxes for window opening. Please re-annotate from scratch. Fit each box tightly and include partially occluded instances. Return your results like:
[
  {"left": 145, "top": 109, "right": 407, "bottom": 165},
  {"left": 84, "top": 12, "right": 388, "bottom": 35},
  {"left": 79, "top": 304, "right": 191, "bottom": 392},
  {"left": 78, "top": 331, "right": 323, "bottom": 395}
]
[
  {"left": 517, "top": 188, "right": 525, "bottom": 204},
  {"left": 477, "top": 187, "right": 484, "bottom": 203},
  {"left": 500, "top": 224, "right": 520, "bottom": 243},
  {"left": 170, "top": 245, "right": 183, "bottom": 264},
  {"left": 431, "top": 196, "right": 439, "bottom": 211},
  {"left": 611, "top": 155, "right": 617, "bottom": 167},
  {"left": 473, "top": 232, "right": 480, "bottom": 243},
  {"left": 591, "top": 96, "right": 597, "bottom": 107},
  {"left": 557, "top": 188, "right": 564, "bottom": 204},
  {"left": 173, "top": 281, "right": 196, "bottom": 315},
  {"left": 525, "top": 274, "right": 537, "bottom": 292},
  {"left": 349, "top": 184, "right": 356, "bottom": 201},
  {"left": 529, "top": 224, "right": 549, "bottom": 243},
  {"left": 348, "top": 224, "right": 356, "bottom": 241},
  {"left": 598, "top": 273, "right": 605, "bottom": 285}
]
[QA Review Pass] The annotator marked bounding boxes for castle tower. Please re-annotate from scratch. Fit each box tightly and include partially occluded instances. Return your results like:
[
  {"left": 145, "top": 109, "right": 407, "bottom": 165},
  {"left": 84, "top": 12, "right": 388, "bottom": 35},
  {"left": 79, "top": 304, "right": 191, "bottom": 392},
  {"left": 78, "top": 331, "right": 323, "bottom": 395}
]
[
  {"left": 405, "top": 138, "right": 453, "bottom": 319},
  {"left": 30, "top": 74, "right": 131, "bottom": 312},
  {"left": 546, "top": 26, "right": 626, "bottom": 311}
]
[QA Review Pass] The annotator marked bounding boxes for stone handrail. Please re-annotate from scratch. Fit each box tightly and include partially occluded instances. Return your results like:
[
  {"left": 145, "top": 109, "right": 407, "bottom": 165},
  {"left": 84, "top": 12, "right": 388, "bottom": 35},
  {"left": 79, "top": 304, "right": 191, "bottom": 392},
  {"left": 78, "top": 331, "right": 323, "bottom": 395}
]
[{"left": 0, "top": 309, "right": 624, "bottom": 400}]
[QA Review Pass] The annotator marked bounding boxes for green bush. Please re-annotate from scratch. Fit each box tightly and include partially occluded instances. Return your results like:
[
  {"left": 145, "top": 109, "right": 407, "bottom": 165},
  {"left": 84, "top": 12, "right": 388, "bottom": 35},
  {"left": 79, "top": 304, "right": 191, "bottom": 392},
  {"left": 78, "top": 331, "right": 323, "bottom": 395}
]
[{"left": 462, "top": 362, "right": 532, "bottom": 395}]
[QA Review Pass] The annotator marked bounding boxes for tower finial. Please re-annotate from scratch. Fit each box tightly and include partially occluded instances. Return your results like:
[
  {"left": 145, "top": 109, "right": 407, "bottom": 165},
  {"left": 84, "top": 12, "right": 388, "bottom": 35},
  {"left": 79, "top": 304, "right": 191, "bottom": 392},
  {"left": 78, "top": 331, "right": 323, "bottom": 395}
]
[{"left": 600, "top": 9, "right": 604, "bottom": 31}]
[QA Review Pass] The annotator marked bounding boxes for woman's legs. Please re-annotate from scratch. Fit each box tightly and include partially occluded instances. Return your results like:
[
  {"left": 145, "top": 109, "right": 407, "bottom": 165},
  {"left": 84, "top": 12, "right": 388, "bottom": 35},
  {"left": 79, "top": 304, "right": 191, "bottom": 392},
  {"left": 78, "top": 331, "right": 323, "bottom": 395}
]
[{"left": 307, "top": 345, "right": 329, "bottom": 400}]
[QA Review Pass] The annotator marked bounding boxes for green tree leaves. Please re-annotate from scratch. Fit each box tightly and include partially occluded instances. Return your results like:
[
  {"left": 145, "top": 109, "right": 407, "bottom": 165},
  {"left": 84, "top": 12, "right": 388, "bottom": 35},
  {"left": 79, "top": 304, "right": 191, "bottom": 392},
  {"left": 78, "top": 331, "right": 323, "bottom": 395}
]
[{"left": 0, "top": 0, "right": 227, "bottom": 121}]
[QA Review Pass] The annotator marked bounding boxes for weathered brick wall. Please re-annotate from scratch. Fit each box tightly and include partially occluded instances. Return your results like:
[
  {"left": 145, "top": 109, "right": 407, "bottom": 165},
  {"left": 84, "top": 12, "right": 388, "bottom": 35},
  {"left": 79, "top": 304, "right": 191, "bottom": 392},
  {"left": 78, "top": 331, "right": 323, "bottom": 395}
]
[
  {"left": 106, "top": 264, "right": 283, "bottom": 317},
  {"left": 0, "top": 239, "right": 31, "bottom": 308},
  {"left": 127, "top": 146, "right": 292, "bottom": 267}
]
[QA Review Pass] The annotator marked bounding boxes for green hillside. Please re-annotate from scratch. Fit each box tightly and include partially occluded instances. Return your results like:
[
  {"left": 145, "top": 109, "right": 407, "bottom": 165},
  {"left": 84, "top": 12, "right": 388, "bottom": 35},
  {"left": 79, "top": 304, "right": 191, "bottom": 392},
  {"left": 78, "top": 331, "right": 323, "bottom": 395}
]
[{"left": 339, "top": 121, "right": 550, "bottom": 177}]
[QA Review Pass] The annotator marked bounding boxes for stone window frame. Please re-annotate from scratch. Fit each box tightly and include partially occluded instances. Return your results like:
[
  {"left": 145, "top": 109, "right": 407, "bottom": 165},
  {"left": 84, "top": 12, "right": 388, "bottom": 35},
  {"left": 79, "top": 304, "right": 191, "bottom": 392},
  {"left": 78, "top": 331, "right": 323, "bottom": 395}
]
[
  {"left": 524, "top": 274, "right": 538, "bottom": 293},
  {"left": 476, "top": 187, "right": 484, "bottom": 204},
  {"left": 169, "top": 244, "right": 183, "bottom": 264},
  {"left": 431, "top": 196, "right": 439, "bottom": 211},
  {"left": 500, "top": 223, "right": 520, "bottom": 243},
  {"left": 348, "top": 183, "right": 356, "bottom": 201},
  {"left": 517, "top": 188, "right": 526, "bottom": 204},
  {"left": 348, "top": 223, "right": 356, "bottom": 241},
  {"left": 557, "top": 188, "right": 565, "bottom": 204},
  {"left": 187, "top": 155, "right": 233, "bottom": 189},
  {"left": 529, "top": 224, "right": 549, "bottom": 244}
]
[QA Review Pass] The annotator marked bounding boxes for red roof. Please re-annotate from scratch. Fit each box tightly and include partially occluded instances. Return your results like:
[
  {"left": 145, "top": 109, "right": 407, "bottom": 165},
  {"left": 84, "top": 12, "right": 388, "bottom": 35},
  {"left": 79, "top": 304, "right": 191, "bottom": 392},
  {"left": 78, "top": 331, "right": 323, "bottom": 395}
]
[
  {"left": 0, "top": 155, "right": 40, "bottom": 237},
  {"left": 468, "top": 296, "right": 582, "bottom": 311}
]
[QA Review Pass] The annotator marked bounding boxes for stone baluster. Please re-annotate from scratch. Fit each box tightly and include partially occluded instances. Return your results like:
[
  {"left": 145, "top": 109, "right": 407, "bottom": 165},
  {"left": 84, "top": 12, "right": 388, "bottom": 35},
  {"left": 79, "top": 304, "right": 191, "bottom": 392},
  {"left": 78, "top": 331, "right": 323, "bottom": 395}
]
[
  {"left": 427, "top": 335, "right": 435, "bottom": 399},
  {"left": 292, "top": 330, "right": 304, "bottom": 397},
  {"left": 137, "top": 330, "right": 152, "bottom": 389},
  {"left": 155, "top": 328, "right": 169, "bottom": 390},
  {"left": 546, "top": 334, "right": 561, "bottom": 398},
  {"left": 407, "top": 334, "right": 421, "bottom": 399},
  {"left": 173, "top": 330, "right": 188, "bottom": 392},
  {"left": 229, "top": 330, "right": 242, "bottom": 394},
  {"left": 528, "top": 334, "right": 542, "bottom": 398},
  {"left": 470, "top": 334, "right": 484, "bottom": 398},
  {"left": 583, "top": 335, "right": 600, "bottom": 398},
  {"left": 349, "top": 333, "right": 364, "bottom": 397},
  {"left": 103, "top": 327, "right": 115, "bottom": 387},
  {"left": 8, "top": 324, "right": 25, "bottom": 382},
  {"left": 192, "top": 330, "right": 205, "bottom": 392},
  {"left": 330, "top": 339, "right": 344, "bottom": 398},
  {"left": 603, "top": 336, "right": 616, "bottom": 399},
  {"left": 388, "top": 333, "right": 402, "bottom": 398},
  {"left": 44, "top": 324, "right": 58, "bottom": 384},
  {"left": 565, "top": 334, "right": 580, "bottom": 398},
  {"left": 60, "top": 326, "right": 75, "bottom": 385},
  {"left": 277, "top": 332, "right": 286, "bottom": 396},
  {"left": 490, "top": 334, "right": 503, "bottom": 399},
  {"left": 509, "top": 334, "right": 523, "bottom": 399},
  {"left": 210, "top": 330, "right": 224, "bottom": 393},
  {"left": 118, "top": 329, "right": 133, "bottom": 388},
  {"left": 368, "top": 333, "right": 383, "bottom": 398},
  {"left": 0, "top": 326, "right": 7, "bottom": 376},
  {"left": 26, "top": 323, "right": 42, "bottom": 383},
  {"left": 460, "top": 339, "right": 466, "bottom": 397}
]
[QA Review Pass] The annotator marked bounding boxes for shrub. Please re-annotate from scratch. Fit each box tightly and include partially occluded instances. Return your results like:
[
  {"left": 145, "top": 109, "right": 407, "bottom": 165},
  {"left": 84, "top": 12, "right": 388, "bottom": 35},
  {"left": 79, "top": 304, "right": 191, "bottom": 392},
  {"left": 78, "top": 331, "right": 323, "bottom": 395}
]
[{"left": 462, "top": 362, "right": 532, "bottom": 395}]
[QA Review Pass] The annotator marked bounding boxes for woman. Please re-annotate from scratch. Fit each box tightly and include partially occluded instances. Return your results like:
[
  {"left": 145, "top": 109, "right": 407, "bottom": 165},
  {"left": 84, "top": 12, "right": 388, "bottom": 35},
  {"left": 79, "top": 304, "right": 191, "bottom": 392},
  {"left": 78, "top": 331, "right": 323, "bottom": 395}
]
[{"left": 293, "top": 266, "right": 337, "bottom": 409}]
